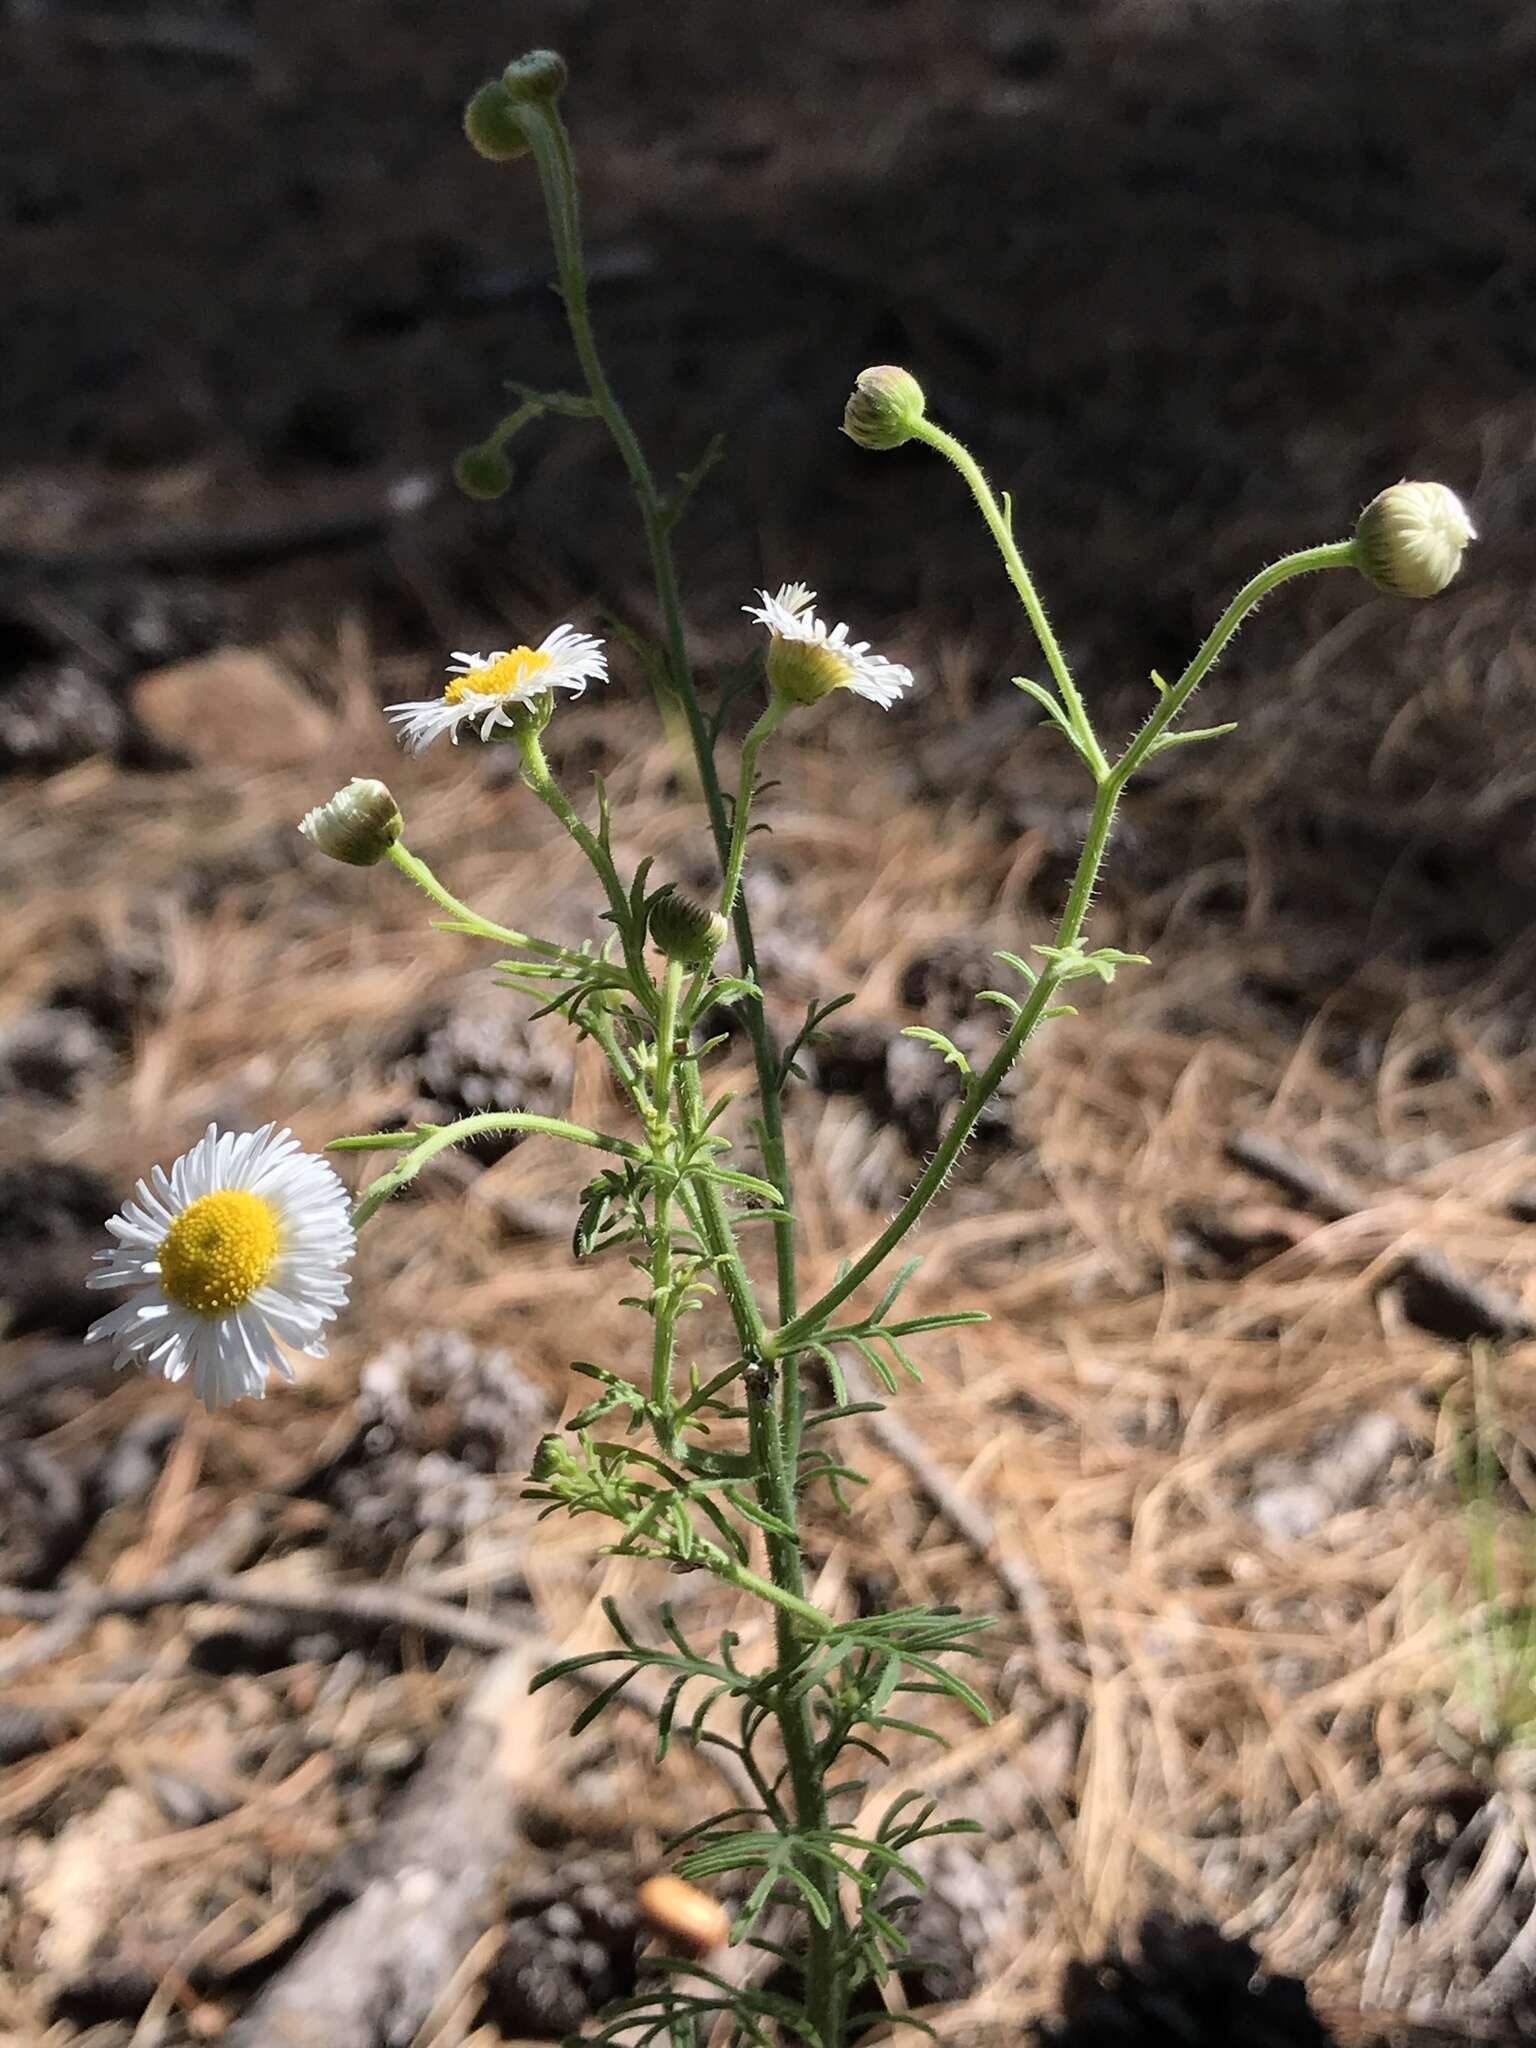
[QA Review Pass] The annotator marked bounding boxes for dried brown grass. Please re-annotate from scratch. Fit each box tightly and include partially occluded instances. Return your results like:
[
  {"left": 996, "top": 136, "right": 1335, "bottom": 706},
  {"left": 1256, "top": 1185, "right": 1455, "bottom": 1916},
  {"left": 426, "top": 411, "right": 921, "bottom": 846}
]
[{"left": 5, "top": 587, "right": 1536, "bottom": 2042}]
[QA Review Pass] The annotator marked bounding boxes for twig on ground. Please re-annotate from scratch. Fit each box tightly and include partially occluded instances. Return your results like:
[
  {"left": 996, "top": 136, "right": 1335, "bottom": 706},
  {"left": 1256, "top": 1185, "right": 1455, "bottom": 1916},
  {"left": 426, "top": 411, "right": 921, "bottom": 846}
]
[
  {"left": 0, "top": 1556, "right": 759, "bottom": 1806},
  {"left": 222, "top": 1649, "right": 538, "bottom": 2048},
  {"left": 1226, "top": 1129, "right": 1533, "bottom": 1343}
]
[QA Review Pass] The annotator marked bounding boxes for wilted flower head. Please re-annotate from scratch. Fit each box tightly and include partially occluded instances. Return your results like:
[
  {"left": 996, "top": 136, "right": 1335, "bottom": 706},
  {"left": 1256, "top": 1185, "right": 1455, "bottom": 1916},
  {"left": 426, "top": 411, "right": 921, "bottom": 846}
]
[
  {"left": 299, "top": 778, "right": 402, "bottom": 866},
  {"left": 842, "top": 365, "right": 927, "bottom": 451},
  {"left": 387, "top": 626, "right": 607, "bottom": 754},
  {"left": 744, "top": 585, "right": 914, "bottom": 709},
  {"left": 86, "top": 1125, "right": 354, "bottom": 1411},
  {"left": 1354, "top": 482, "right": 1475, "bottom": 599}
]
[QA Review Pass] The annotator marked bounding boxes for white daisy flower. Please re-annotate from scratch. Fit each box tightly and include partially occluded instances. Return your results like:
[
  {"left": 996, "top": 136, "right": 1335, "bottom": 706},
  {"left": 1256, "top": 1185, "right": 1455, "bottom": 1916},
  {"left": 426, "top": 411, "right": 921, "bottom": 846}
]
[
  {"left": 86, "top": 1125, "right": 355, "bottom": 1411},
  {"left": 387, "top": 625, "right": 608, "bottom": 754},
  {"left": 744, "top": 584, "right": 914, "bottom": 709}
]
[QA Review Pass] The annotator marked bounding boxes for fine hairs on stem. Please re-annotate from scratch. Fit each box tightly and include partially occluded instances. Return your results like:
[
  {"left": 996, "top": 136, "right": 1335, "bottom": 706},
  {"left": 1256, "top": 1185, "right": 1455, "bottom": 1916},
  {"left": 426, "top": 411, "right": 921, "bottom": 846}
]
[{"left": 94, "top": 49, "right": 1479, "bottom": 2048}]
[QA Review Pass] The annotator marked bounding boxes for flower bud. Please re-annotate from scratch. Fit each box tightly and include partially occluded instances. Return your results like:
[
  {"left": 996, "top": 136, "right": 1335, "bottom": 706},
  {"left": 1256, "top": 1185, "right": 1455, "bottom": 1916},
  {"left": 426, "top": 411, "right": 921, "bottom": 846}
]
[
  {"left": 453, "top": 442, "right": 515, "bottom": 501},
  {"left": 648, "top": 887, "right": 728, "bottom": 968},
  {"left": 1354, "top": 482, "right": 1475, "bottom": 599},
  {"left": 842, "top": 365, "right": 926, "bottom": 451},
  {"left": 531, "top": 1432, "right": 571, "bottom": 1482},
  {"left": 502, "top": 49, "right": 567, "bottom": 103},
  {"left": 463, "top": 79, "right": 533, "bottom": 162},
  {"left": 299, "top": 779, "right": 402, "bottom": 867}
]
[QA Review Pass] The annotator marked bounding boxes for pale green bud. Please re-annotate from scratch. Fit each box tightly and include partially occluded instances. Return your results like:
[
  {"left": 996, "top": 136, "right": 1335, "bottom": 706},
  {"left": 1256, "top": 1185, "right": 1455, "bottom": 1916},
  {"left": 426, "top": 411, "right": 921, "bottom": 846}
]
[
  {"left": 299, "top": 778, "right": 402, "bottom": 866},
  {"left": 502, "top": 49, "right": 567, "bottom": 103},
  {"left": 842, "top": 365, "right": 926, "bottom": 451},
  {"left": 464, "top": 79, "right": 533, "bottom": 162},
  {"left": 453, "top": 442, "right": 514, "bottom": 500},
  {"left": 531, "top": 1432, "right": 573, "bottom": 1482},
  {"left": 648, "top": 887, "right": 729, "bottom": 968},
  {"left": 1354, "top": 482, "right": 1476, "bottom": 599}
]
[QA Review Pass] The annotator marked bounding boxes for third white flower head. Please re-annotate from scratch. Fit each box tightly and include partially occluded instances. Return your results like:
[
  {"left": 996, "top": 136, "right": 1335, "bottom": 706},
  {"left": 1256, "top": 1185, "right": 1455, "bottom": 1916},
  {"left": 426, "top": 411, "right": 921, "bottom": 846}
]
[{"left": 745, "top": 585, "right": 914, "bottom": 709}]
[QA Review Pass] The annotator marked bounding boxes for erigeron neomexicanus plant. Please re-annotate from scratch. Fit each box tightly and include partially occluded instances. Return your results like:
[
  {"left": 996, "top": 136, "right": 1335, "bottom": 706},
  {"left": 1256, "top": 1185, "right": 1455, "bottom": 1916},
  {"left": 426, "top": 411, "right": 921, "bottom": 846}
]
[{"left": 86, "top": 50, "right": 1476, "bottom": 2048}]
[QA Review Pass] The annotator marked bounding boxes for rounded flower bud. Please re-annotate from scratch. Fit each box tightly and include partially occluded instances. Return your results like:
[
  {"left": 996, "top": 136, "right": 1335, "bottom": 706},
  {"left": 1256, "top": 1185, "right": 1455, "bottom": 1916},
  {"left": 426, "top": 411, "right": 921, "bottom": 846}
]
[
  {"left": 502, "top": 49, "right": 567, "bottom": 103},
  {"left": 453, "top": 442, "right": 514, "bottom": 501},
  {"left": 531, "top": 1433, "right": 570, "bottom": 1483},
  {"left": 299, "top": 778, "right": 402, "bottom": 867},
  {"left": 1354, "top": 482, "right": 1476, "bottom": 599},
  {"left": 463, "top": 79, "right": 533, "bottom": 162},
  {"left": 648, "top": 887, "right": 728, "bottom": 968},
  {"left": 842, "top": 365, "right": 926, "bottom": 451}
]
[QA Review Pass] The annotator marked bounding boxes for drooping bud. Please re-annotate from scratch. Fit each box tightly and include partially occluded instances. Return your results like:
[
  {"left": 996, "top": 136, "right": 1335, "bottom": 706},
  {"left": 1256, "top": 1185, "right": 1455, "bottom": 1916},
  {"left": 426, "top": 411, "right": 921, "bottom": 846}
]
[
  {"left": 502, "top": 49, "right": 567, "bottom": 104},
  {"left": 841, "top": 365, "right": 926, "bottom": 451},
  {"left": 648, "top": 887, "right": 729, "bottom": 968},
  {"left": 1354, "top": 482, "right": 1476, "bottom": 599},
  {"left": 453, "top": 442, "right": 515, "bottom": 501},
  {"left": 299, "top": 779, "right": 402, "bottom": 866},
  {"left": 463, "top": 78, "right": 533, "bottom": 162}
]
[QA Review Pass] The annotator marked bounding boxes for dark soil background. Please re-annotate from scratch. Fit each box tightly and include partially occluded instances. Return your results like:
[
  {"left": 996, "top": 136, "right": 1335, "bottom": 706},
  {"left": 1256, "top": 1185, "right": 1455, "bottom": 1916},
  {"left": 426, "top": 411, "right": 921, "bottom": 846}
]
[{"left": 6, "top": 3, "right": 1536, "bottom": 2045}]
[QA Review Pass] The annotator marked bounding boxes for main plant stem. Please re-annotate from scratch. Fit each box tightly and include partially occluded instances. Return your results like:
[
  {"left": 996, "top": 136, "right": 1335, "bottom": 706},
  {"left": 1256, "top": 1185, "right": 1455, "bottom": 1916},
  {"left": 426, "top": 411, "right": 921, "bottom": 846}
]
[
  {"left": 675, "top": 1059, "right": 845, "bottom": 2041},
  {"left": 525, "top": 108, "right": 800, "bottom": 1336}
]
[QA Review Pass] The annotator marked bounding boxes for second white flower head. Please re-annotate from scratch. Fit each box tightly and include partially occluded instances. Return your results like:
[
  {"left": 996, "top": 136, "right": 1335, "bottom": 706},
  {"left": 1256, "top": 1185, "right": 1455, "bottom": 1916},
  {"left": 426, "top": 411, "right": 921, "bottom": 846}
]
[
  {"left": 86, "top": 1124, "right": 355, "bottom": 1412},
  {"left": 745, "top": 585, "right": 914, "bottom": 709},
  {"left": 388, "top": 625, "right": 608, "bottom": 754}
]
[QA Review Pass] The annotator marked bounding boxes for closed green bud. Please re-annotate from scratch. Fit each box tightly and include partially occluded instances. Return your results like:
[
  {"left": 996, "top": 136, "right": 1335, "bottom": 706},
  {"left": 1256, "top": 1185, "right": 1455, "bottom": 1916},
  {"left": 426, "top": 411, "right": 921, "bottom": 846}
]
[
  {"left": 453, "top": 442, "right": 515, "bottom": 500},
  {"left": 842, "top": 365, "right": 926, "bottom": 451},
  {"left": 299, "top": 778, "right": 402, "bottom": 866},
  {"left": 1354, "top": 482, "right": 1475, "bottom": 599},
  {"left": 464, "top": 79, "right": 533, "bottom": 162},
  {"left": 649, "top": 887, "right": 729, "bottom": 968},
  {"left": 502, "top": 49, "right": 567, "bottom": 103},
  {"left": 531, "top": 1432, "right": 573, "bottom": 1482}
]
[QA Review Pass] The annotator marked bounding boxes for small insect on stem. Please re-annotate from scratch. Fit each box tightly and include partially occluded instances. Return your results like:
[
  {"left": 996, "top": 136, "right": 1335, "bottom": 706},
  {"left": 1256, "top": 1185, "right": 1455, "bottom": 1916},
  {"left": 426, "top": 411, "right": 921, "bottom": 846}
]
[{"left": 744, "top": 1356, "right": 777, "bottom": 1401}]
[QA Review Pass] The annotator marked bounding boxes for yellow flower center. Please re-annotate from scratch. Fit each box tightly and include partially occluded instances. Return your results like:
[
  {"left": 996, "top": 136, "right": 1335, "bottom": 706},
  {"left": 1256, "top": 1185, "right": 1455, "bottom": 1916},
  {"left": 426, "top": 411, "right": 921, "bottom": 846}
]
[
  {"left": 159, "top": 1190, "right": 281, "bottom": 1316},
  {"left": 766, "top": 636, "right": 854, "bottom": 706},
  {"left": 443, "top": 647, "right": 553, "bottom": 704}
]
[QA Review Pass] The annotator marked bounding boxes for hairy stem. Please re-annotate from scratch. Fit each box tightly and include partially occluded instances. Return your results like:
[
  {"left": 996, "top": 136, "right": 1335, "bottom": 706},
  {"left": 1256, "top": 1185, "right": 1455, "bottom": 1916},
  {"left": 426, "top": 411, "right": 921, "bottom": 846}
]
[
  {"left": 385, "top": 841, "right": 580, "bottom": 961},
  {"left": 767, "top": 539, "right": 1356, "bottom": 1358},
  {"left": 911, "top": 417, "right": 1108, "bottom": 780}
]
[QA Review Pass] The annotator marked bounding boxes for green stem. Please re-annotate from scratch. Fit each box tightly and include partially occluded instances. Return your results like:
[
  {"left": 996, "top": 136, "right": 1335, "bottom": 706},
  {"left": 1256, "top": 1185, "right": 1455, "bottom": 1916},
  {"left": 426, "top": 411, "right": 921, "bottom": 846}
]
[
  {"left": 347, "top": 1110, "right": 643, "bottom": 1228},
  {"left": 516, "top": 726, "right": 654, "bottom": 1001},
  {"left": 653, "top": 957, "right": 685, "bottom": 1126},
  {"left": 671, "top": 1061, "right": 843, "bottom": 2040},
  {"left": 522, "top": 104, "right": 800, "bottom": 1335},
  {"left": 719, "top": 697, "right": 791, "bottom": 921},
  {"left": 385, "top": 842, "right": 578, "bottom": 961},
  {"left": 912, "top": 417, "right": 1109, "bottom": 781},
  {"left": 767, "top": 540, "right": 1356, "bottom": 1360}
]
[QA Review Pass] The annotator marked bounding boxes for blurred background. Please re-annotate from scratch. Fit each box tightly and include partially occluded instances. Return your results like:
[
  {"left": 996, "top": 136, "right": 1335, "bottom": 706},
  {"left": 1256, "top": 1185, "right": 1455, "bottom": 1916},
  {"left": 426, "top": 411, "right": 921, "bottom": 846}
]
[{"left": 5, "top": 2, "right": 1536, "bottom": 2044}]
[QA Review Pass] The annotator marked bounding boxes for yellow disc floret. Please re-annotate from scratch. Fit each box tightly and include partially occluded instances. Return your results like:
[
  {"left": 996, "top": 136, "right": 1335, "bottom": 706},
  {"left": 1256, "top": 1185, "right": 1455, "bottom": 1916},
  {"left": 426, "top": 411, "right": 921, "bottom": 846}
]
[
  {"left": 443, "top": 647, "right": 553, "bottom": 704},
  {"left": 159, "top": 1190, "right": 282, "bottom": 1316}
]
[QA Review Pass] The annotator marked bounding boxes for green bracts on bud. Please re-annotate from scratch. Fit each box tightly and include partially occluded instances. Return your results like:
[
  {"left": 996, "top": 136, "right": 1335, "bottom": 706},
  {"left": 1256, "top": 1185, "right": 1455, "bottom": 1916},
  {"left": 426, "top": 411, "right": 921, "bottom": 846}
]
[
  {"left": 453, "top": 443, "right": 515, "bottom": 500},
  {"left": 299, "top": 779, "right": 402, "bottom": 867},
  {"left": 463, "top": 79, "right": 533, "bottom": 161},
  {"left": 531, "top": 1432, "right": 575, "bottom": 1483},
  {"left": 648, "top": 887, "right": 729, "bottom": 968},
  {"left": 842, "top": 365, "right": 926, "bottom": 451},
  {"left": 1354, "top": 481, "right": 1476, "bottom": 599},
  {"left": 502, "top": 49, "right": 567, "bottom": 103}
]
